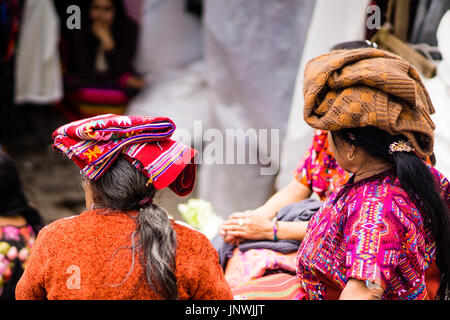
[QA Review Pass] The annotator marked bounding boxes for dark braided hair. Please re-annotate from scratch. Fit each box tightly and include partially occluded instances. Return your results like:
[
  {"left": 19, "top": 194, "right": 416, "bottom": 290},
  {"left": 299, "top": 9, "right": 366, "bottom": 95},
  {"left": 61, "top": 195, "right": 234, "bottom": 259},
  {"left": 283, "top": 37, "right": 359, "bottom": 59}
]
[{"left": 85, "top": 156, "right": 178, "bottom": 299}]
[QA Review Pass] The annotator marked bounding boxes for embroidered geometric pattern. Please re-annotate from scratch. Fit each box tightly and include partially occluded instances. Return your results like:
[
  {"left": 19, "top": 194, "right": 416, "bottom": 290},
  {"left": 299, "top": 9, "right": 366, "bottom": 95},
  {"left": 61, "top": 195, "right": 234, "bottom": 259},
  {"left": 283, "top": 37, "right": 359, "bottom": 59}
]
[
  {"left": 52, "top": 114, "right": 198, "bottom": 196},
  {"left": 296, "top": 165, "right": 449, "bottom": 300}
]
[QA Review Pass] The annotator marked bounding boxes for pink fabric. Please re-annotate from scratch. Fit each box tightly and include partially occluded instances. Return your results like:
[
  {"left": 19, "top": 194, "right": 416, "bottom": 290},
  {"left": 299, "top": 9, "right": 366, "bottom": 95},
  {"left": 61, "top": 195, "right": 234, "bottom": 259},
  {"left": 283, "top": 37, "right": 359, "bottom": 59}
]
[
  {"left": 294, "top": 130, "right": 351, "bottom": 201},
  {"left": 123, "top": 0, "right": 142, "bottom": 22},
  {"left": 78, "top": 88, "right": 129, "bottom": 105},
  {"left": 232, "top": 273, "right": 307, "bottom": 300},
  {"left": 118, "top": 72, "right": 132, "bottom": 90},
  {"left": 225, "top": 248, "right": 297, "bottom": 290},
  {"left": 297, "top": 165, "right": 449, "bottom": 300}
]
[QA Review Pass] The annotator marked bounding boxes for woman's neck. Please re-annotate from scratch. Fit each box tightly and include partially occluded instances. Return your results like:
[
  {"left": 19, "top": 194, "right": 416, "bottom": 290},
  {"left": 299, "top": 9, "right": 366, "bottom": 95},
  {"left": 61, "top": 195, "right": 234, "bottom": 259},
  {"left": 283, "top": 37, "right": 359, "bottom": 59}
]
[{"left": 353, "top": 160, "right": 393, "bottom": 183}]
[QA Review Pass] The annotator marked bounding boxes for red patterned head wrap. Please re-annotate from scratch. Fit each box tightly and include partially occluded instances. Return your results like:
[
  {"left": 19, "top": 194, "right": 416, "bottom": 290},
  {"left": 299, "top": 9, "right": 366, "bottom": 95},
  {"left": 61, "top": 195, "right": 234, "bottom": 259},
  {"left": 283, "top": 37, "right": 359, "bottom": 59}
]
[{"left": 52, "top": 114, "right": 198, "bottom": 196}]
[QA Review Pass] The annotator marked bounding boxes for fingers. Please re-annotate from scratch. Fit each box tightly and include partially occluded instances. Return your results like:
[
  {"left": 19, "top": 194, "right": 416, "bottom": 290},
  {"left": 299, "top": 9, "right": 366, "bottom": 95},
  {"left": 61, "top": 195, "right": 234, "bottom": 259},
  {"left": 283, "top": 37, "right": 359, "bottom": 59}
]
[
  {"left": 220, "top": 220, "right": 247, "bottom": 244},
  {"left": 221, "top": 223, "right": 245, "bottom": 232},
  {"left": 219, "top": 230, "right": 243, "bottom": 245},
  {"left": 228, "top": 212, "right": 245, "bottom": 220},
  {"left": 225, "top": 235, "right": 242, "bottom": 245},
  {"left": 229, "top": 210, "right": 253, "bottom": 219},
  {"left": 219, "top": 210, "right": 255, "bottom": 244},
  {"left": 229, "top": 237, "right": 244, "bottom": 246},
  {"left": 221, "top": 218, "right": 246, "bottom": 229},
  {"left": 224, "top": 230, "right": 246, "bottom": 239}
]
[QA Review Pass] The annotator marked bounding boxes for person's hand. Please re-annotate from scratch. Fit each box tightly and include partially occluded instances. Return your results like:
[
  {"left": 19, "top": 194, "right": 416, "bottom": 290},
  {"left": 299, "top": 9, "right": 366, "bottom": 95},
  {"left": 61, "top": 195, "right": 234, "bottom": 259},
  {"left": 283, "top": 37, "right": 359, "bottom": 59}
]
[
  {"left": 219, "top": 206, "right": 277, "bottom": 245},
  {"left": 219, "top": 210, "right": 274, "bottom": 245},
  {"left": 126, "top": 75, "right": 145, "bottom": 90},
  {"left": 92, "top": 21, "right": 115, "bottom": 51},
  {"left": 219, "top": 211, "right": 245, "bottom": 246}
]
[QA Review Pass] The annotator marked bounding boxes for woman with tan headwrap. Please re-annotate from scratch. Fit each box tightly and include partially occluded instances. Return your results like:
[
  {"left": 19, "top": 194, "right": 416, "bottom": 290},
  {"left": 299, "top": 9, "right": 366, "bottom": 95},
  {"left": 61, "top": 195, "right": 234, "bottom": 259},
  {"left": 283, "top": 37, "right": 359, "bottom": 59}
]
[{"left": 296, "top": 47, "right": 450, "bottom": 300}]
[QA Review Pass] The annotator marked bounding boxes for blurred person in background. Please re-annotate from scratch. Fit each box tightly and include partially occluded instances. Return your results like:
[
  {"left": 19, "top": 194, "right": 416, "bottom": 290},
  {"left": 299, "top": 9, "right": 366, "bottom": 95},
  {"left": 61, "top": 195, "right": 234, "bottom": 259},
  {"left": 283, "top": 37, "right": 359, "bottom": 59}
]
[
  {"left": 0, "top": 151, "right": 44, "bottom": 300},
  {"left": 61, "top": 0, "right": 144, "bottom": 118}
]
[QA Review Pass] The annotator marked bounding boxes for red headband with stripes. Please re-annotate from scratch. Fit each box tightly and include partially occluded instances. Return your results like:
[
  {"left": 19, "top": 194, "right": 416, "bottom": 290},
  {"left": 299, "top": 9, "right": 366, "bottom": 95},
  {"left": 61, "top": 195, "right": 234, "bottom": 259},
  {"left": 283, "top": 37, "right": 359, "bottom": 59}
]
[{"left": 52, "top": 114, "right": 198, "bottom": 196}]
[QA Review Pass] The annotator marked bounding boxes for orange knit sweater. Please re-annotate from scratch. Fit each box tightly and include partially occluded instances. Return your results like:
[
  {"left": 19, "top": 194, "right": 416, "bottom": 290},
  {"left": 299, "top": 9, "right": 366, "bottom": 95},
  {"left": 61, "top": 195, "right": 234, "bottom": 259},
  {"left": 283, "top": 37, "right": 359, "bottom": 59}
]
[{"left": 15, "top": 209, "right": 233, "bottom": 300}]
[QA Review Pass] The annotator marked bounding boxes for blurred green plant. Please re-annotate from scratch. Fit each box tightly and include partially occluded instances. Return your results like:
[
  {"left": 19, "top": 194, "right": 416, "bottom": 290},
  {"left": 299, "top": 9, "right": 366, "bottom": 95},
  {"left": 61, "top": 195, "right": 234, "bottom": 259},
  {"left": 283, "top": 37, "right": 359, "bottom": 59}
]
[{"left": 177, "top": 199, "right": 223, "bottom": 239}]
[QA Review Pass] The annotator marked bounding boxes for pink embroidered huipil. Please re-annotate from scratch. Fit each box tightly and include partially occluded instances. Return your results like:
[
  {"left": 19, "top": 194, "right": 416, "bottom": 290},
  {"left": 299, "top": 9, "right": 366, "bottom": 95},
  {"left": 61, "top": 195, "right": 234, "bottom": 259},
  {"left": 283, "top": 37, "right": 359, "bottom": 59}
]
[{"left": 296, "top": 165, "right": 449, "bottom": 300}]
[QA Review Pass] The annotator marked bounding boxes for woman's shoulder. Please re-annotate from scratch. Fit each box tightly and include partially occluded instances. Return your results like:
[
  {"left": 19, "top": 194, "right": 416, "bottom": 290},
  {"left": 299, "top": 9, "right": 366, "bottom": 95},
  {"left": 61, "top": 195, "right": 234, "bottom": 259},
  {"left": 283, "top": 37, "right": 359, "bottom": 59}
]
[
  {"left": 39, "top": 209, "right": 136, "bottom": 237},
  {"left": 37, "top": 210, "right": 108, "bottom": 239},
  {"left": 427, "top": 164, "right": 450, "bottom": 201},
  {"left": 34, "top": 215, "right": 80, "bottom": 243},
  {"left": 342, "top": 173, "right": 427, "bottom": 225},
  {"left": 338, "top": 172, "right": 411, "bottom": 210},
  {"left": 172, "top": 220, "right": 217, "bottom": 254},
  {"left": 172, "top": 220, "right": 210, "bottom": 243}
]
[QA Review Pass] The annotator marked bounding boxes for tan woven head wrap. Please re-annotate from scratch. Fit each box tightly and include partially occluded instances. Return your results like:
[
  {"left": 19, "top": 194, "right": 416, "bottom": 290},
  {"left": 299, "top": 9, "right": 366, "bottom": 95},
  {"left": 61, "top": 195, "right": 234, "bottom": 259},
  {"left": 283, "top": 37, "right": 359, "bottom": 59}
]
[{"left": 303, "top": 47, "right": 436, "bottom": 158}]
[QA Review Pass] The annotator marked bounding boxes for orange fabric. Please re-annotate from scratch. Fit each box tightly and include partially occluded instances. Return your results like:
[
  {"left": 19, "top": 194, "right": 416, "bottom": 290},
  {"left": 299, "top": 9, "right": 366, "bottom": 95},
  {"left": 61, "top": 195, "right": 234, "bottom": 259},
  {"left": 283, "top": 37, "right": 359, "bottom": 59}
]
[
  {"left": 15, "top": 210, "right": 233, "bottom": 300},
  {"left": 425, "top": 260, "right": 441, "bottom": 300}
]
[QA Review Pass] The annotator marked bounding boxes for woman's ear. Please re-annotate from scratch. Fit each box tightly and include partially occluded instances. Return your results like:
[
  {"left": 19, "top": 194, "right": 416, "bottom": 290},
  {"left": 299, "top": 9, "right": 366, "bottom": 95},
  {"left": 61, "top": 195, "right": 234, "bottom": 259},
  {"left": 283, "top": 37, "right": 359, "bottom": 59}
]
[
  {"left": 348, "top": 133, "right": 356, "bottom": 142},
  {"left": 346, "top": 144, "right": 357, "bottom": 161}
]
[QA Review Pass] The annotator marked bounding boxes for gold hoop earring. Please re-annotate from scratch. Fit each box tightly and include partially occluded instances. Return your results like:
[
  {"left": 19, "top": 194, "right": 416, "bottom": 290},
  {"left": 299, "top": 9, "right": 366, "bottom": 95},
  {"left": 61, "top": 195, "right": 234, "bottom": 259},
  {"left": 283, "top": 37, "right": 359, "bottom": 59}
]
[{"left": 347, "top": 153, "right": 355, "bottom": 161}]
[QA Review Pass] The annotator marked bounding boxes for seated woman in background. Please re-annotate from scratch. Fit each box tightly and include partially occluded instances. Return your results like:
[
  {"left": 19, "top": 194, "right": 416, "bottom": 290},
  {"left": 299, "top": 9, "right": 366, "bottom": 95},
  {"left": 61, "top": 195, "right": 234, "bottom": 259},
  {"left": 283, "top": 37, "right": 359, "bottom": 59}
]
[
  {"left": 217, "top": 42, "right": 369, "bottom": 296},
  {"left": 61, "top": 0, "right": 145, "bottom": 118},
  {"left": 16, "top": 114, "right": 232, "bottom": 300},
  {"left": 227, "top": 46, "right": 450, "bottom": 300},
  {"left": 0, "top": 151, "right": 44, "bottom": 300},
  {"left": 219, "top": 41, "right": 381, "bottom": 249}
]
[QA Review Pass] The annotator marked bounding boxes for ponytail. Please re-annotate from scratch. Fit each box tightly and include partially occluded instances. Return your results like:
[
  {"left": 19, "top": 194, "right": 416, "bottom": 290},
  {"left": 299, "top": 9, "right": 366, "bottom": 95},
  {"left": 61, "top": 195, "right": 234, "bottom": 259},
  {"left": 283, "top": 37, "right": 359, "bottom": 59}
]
[
  {"left": 393, "top": 152, "right": 450, "bottom": 298},
  {"left": 89, "top": 157, "right": 178, "bottom": 299},
  {"left": 333, "top": 127, "right": 450, "bottom": 298},
  {"left": 137, "top": 203, "right": 178, "bottom": 300}
]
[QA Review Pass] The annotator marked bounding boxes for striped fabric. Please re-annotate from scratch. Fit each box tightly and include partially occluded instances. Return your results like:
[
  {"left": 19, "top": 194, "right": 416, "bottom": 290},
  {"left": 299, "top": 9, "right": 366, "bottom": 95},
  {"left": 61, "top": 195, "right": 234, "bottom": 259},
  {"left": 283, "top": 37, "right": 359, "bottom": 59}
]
[
  {"left": 52, "top": 114, "right": 198, "bottom": 196},
  {"left": 232, "top": 273, "right": 306, "bottom": 300},
  {"left": 225, "top": 248, "right": 298, "bottom": 290}
]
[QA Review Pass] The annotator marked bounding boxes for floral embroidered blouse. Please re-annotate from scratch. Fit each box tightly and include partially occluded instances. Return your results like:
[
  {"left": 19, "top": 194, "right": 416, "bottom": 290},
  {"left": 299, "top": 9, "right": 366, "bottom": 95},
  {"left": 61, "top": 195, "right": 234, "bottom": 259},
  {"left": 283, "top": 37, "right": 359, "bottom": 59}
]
[
  {"left": 0, "top": 224, "right": 36, "bottom": 299},
  {"left": 296, "top": 165, "right": 449, "bottom": 300},
  {"left": 295, "top": 130, "right": 351, "bottom": 201}
]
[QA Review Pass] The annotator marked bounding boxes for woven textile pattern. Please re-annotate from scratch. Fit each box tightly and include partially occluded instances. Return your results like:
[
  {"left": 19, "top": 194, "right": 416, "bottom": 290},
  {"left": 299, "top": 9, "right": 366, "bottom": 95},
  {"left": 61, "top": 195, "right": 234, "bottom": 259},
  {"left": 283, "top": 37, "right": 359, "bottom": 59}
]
[
  {"left": 303, "top": 48, "right": 436, "bottom": 158},
  {"left": 225, "top": 248, "right": 297, "bottom": 290},
  {"left": 296, "top": 164, "right": 450, "bottom": 300},
  {"left": 232, "top": 273, "right": 306, "bottom": 300},
  {"left": 52, "top": 114, "right": 198, "bottom": 196},
  {"left": 295, "top": 129, "right": 351, "bottom": 200}
]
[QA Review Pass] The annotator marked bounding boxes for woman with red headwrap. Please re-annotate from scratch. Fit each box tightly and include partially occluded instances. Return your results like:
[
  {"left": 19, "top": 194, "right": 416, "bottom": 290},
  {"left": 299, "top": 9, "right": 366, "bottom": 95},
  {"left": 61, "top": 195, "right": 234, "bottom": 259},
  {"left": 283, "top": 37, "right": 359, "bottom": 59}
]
[{"left": 15, "top": 114, "right": 232, "bottom": 300}]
